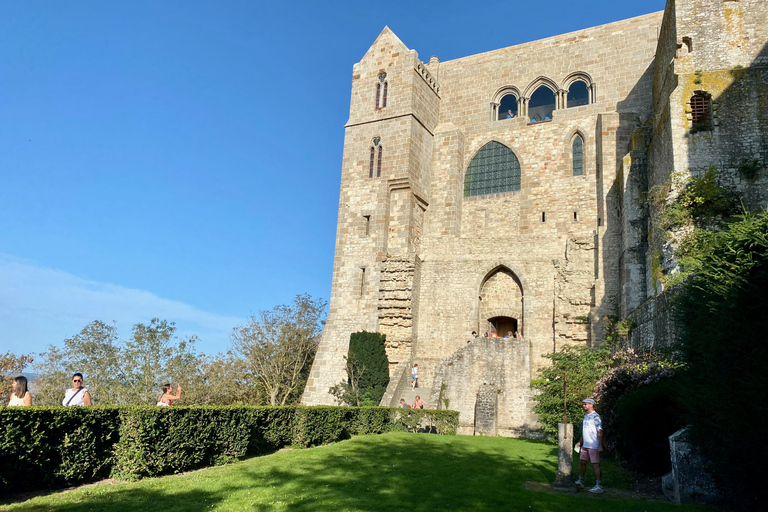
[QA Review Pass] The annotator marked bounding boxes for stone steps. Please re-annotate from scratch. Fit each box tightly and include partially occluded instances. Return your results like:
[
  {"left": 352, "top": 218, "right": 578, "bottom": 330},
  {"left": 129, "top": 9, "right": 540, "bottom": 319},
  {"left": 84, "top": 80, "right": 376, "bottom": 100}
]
[{"left": 395, "top": 387, "right": 432, "bottom": 409}]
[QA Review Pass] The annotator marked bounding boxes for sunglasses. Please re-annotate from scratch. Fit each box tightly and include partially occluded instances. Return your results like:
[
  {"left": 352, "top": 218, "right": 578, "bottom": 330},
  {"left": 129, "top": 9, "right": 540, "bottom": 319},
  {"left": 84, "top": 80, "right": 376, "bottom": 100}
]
[{"left": 73, "top": 379, "right": 82, "bottom": 383}]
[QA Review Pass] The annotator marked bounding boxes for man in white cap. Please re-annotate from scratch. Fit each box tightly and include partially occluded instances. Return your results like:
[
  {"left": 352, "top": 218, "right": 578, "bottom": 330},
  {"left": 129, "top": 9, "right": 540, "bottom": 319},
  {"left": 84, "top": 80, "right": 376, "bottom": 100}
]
[{"left": 575, "top": 398, "right": 604, "bottom": 493}]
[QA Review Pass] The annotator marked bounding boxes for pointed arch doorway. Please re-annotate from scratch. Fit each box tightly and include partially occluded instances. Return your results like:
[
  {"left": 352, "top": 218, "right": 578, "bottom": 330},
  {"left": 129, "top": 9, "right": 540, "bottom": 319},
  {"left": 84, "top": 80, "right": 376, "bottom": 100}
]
[{"left": 478, "top": 266, "right": 524, "bottom": 336}]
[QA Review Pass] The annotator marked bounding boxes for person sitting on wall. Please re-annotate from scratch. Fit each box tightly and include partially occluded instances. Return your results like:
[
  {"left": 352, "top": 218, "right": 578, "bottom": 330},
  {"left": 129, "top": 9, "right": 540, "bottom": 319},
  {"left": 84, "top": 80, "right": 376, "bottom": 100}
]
[
  {"left": 412, "top": 395, "right": 425, "bottom": 409},
  {"left": 399, "top": 398, "right": 410, "bottom": 408}
]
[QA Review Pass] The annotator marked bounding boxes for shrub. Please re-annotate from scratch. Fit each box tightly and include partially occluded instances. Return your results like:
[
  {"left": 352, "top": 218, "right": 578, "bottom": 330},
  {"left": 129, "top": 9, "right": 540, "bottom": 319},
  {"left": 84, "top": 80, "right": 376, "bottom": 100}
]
[
  {"left": 675, "top": 209, "right": 768, "bottom": 510},
  {"left": 348, "top": 331, "right": 390, "bottom": 405},
  {"left": 0, "top": 405, "right": 458, "bottom": 496},
  {"left": 531, "top": 344, "right": 612, "bottom": 442}
]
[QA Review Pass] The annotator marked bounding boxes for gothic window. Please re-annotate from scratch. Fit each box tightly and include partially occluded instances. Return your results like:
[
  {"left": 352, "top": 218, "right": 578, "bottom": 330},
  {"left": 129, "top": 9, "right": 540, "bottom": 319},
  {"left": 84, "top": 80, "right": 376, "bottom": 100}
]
[
  {"left": 567, "top": 80, "right": 590, "bottom": 107},
  {"left": 376, "top": 73, "right": 388, "bottom": 109},
  {"left": 377, "top": 145, "right": 383, "bottom": 177},
  {"left": 690, "top": 91, "right": 712, "bottom": 132},
  {"left": 464, "top": 141, "right": 521, "bottom": 197},
  {"left": 369, "top": 147, "right": 375, "bottom": 178},
  {"left": 572, "top": 135, "right": 584, "bottom": 176},
  {"left": 498, "top": 94, "right": 519, "bottom": 120},
  {"left": 528, "top": 85, "right": 556, "bottom": 122}
]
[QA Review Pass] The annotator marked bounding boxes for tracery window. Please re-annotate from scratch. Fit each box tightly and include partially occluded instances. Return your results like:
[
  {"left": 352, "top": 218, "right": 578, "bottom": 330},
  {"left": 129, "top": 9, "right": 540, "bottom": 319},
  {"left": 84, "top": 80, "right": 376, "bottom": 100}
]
[
  {"left": 376, "top": 73, "right": 388, "bottom": 109},
  {"left": 369, "top": 137, "right": 382, "bottom": 178},
  {"left": 567, "top": 80, "right": 590, "bottom": 107},
  {"left": 464, "top": 141, "right": 521, "bottom": 197},
  {"left": 498, "top": 94, "right": 519, "bottom": 120},
  {"left": 528, "top": 85, "right": 556, "bottom": 122},
  {"left": 572, "top": 135, "right": 584, "bottom": 176}
]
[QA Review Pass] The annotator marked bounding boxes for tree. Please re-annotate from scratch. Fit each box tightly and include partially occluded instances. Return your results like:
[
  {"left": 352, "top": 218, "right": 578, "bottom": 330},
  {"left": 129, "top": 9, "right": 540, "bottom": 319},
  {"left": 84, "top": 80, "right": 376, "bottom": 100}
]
[
  {"left": 230, "top": 294, "right": 327, "bottom": 405},
  {"left": 0, "top": 352, "right": 33, "bottom": 402},
  {"left": 329, "top": 331, "right": 389, "bottom": 406}
]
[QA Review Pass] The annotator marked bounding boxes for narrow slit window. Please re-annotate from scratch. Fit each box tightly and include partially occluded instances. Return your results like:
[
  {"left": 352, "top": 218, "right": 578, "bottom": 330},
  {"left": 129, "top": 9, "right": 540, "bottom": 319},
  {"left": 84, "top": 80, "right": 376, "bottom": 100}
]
[
  {"left": 377, "top": 146, "right": 382, "bottom": 177},
  {"left": 573, "top": 135, "right": 584, "bottom": 176},
  {"left": 541, "top": 212, "right": 546, "bottom": 223},
  {"left": 369, "top": 147, "right": 375, "bottom": 178},
  {"left": 364, "top": 215, "right": 371, "bottom": 235},
  {"left": 375, "top": 83, "right": 381, "bottom": 109},
  {"left": 382, "top": 82, "right": 388, "bottom": 108},
  {"left": 360, "top": 268, "right": 366, "bottom": 297},
  {"left": 574, "top": 211, "right": 578, "bottom": 221}
]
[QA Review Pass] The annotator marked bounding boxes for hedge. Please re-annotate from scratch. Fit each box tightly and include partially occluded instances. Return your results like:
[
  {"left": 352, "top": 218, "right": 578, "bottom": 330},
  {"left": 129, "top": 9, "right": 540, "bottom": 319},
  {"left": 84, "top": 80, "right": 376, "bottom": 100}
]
[{"left": 0, "top": 405, "right": 458, "bottom": 496}]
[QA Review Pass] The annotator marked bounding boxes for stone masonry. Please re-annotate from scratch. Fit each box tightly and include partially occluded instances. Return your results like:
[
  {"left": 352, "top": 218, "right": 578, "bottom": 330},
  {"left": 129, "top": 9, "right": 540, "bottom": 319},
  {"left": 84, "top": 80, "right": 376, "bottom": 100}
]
[{"left": 303, "top": 0, "right": 768, "bottom": 436}]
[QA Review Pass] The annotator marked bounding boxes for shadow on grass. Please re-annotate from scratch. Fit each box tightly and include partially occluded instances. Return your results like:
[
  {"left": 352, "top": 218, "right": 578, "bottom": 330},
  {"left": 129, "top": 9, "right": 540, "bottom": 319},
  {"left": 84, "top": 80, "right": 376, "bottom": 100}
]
[{"left": 3, "top": 435, "right": 708, "bottom": 512}]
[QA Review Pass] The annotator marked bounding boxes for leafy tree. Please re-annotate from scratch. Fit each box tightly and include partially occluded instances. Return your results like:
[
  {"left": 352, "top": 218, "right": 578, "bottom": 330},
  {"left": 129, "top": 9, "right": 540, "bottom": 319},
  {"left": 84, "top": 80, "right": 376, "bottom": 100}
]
[
  {"left": 0, "top": 352, "right": 33, "bottom": 402},
  {"left": 230, "top": 294, "right": 327, "bottom": 406},
  {"left": 675, "top": 209, "right": 768, "bottom": 509},
  {"left": 531, "top": 343, "right": 612, "bottom": 442}
]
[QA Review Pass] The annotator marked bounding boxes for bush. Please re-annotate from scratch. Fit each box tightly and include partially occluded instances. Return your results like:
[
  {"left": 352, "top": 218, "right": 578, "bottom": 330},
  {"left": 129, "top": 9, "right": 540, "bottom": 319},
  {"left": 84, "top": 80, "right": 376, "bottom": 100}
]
[
  {"left": 348, "top": 331, "right": 390, "bottom": 405},
  {"left": 531, "top": 344, "right": 612, "bottom": 442},
  {"left": 675, "top": 209, "right": 768, "bottom": 510},
  {"left": 0, "top": 405, "right": 458, "bottom": 495}
]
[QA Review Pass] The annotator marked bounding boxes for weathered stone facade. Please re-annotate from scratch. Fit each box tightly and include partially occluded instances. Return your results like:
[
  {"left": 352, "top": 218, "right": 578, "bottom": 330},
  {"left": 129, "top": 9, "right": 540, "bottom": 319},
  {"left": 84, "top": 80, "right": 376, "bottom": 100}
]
[{"left": 303, "top": 0, "right": 768, "bottom": 436}]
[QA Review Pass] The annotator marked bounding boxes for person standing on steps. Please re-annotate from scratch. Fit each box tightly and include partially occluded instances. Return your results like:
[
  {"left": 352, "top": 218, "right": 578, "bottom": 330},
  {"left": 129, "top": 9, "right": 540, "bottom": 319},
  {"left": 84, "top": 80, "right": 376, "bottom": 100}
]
[
  {"left": 411, "top": 363, "right": 419, "bottom": 389},
  {"left": 575, "top": 398, "right": 604, "bottom": 493}
]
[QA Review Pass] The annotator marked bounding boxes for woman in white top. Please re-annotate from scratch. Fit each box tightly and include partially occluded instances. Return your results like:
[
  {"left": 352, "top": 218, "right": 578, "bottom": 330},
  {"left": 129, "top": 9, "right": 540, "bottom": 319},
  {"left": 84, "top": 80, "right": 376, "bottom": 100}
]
[
  {"left": 8, "top": 375, "right": 32, "bottom": 406},
  {"left": 62, "top": 372, "right": 92, "bottom": 406},
  {"left": 157, "top": 383, "right": 182, "bottom": 406}
]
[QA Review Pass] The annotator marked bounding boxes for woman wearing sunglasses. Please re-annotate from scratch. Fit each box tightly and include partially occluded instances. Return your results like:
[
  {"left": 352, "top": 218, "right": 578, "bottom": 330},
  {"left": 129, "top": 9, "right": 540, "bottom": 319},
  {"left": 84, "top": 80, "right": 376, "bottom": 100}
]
[{"left": 62, "top": 373, "right": 92, "bottom": 406}]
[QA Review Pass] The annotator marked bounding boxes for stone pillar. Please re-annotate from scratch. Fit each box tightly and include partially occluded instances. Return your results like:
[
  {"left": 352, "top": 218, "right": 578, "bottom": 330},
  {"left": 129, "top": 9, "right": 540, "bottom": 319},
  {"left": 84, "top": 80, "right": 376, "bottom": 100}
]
[{"left": 552, "top": 423, "right": 577, "bottom": 491}]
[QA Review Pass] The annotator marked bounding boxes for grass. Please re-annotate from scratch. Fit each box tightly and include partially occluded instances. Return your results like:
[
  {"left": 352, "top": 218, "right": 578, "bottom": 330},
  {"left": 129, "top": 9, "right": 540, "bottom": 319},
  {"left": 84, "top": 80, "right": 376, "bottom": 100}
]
[{"left": 1, "top": 433, "right": 713, "bottom": 512}]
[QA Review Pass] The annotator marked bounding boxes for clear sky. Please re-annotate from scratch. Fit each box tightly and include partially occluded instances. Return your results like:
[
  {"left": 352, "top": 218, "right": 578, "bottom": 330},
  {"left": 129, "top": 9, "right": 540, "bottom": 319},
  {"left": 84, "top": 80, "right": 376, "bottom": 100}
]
[{"left": 0, "top": 0, "right": 666, "bottom": 357}]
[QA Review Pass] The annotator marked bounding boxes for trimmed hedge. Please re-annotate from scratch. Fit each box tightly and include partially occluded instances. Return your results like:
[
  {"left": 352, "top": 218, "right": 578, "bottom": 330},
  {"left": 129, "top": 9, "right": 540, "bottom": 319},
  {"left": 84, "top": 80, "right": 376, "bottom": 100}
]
[{"left": 0, "top": 406, "right": 458, "bottom": 495}]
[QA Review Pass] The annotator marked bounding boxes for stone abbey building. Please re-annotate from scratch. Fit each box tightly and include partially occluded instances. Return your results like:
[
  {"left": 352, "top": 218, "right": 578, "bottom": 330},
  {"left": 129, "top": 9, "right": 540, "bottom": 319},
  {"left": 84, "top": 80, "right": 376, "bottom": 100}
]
[{"left": 302, "top": 0, "right": 768, "bottom": 436}]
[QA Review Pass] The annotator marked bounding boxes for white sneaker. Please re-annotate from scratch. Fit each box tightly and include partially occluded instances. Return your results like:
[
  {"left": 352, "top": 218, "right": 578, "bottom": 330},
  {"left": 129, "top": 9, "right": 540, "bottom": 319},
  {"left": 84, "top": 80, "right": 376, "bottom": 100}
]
[
  {"left": 574, "top": 479, "right": 584, "bottom": 488},
  {"left": 589, "top": 484, "right": 603, "bottom": 494}
]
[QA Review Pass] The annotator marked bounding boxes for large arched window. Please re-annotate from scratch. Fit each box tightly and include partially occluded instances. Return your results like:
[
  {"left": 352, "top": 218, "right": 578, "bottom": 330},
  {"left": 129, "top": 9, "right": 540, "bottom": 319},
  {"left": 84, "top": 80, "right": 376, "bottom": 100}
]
[
  {"left": 567, "top": 80, "right": 590, "bottom": 107},
  {"left": 498, "top": 94, "right": 519, "bottom": 120},
  {"left": 369, "top": 138, "right": 382, "bottom": 178},
  {"left": 572, "top": 135, "right": 584, "bottom": 176},
  {"left": 528, "top": 85, "right": 556, "bottom": 122},
  {"left": 464, "top": 141, "right": 521, "bottom": 197}
]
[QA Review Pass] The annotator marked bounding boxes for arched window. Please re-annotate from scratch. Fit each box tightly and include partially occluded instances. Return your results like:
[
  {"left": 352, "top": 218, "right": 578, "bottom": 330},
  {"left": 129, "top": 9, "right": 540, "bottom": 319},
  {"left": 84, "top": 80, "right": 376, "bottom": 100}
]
[
  {"left": 498, "top": 94, "right": 519, "bottom": 120},
  {"left": 369, "top": 138, "right": 382, "bottom": 178},
  {"left": 572, "top": 135, "right": 584, "bottom": 176},
  {"left": 464, "top": 141, "right": 521, "bottom": 197},
  {"left": 528, "top": 86, "right": 556, "bottom": 122},
  {"left": 376, "top": 73, "right": 388, "bottom": 109},
  {"left": 567, "top": 80, "right": 590, "bottom": 107},
  {"left": 690, "top": 91, "right": 712, "bottom": 132}
]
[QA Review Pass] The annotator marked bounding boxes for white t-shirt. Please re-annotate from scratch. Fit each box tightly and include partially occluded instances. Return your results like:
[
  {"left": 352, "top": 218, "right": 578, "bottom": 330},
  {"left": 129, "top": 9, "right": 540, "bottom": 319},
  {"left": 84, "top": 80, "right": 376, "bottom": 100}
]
[
  {"left": 63, "top": 388, "right": 88, "bottom": 406},
  {"left": 582, "top": 411, "right": 602, "bottom": 449}
]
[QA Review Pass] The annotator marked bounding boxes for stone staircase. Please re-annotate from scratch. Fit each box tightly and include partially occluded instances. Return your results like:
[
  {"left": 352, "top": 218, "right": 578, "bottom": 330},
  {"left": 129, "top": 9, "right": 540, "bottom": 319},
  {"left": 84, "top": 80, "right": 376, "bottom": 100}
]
[{"left": 395, "top": 386, "right": 433, "bottom": 409}]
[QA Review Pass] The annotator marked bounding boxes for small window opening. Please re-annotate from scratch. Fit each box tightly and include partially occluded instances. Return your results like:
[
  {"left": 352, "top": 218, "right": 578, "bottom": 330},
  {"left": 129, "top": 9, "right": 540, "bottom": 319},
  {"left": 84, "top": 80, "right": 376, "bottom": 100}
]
[
  {"left": 573, "top": 211, "right": 578, "bottom": 221},
  {"left": 369, "top": 147, "right": 375, "bottom": 178},
  {"left": 682, "top": 36, "right": 693, "bottom": 53},
  {"left": 541, "top": 212, "right": 546, "bottom": 222},
  {"left": 598, "top": 218, "right": 602, "bottom": 227},
  {"left": 529, "top": 86, "right": 556, "bottom": 122},
  {"left": 360, "top": 268, "right": 366, "bottom": 297},
  {"left": 690, "top": 92, "right": 712, "bottom": 132},
  {"left": 572, "top": 135, "right": 584, "bottom": 176},
  {"left": 498, "top": 94, "right": 519, "bottom": 120},
  {"left": 375, "top": 83, "right": 381, "bottom": 109},
  {"left": 567, "top": 81, "right": 590, "bottom": 108},
  {"left": 364, "top": 215, "right": 371, "bottom": 235},
  {"left": 382, "top": 82, "right": 388, "bottom": 108},
  {"left": 377, "top": 146, "right": 382, "bottom": 177}
]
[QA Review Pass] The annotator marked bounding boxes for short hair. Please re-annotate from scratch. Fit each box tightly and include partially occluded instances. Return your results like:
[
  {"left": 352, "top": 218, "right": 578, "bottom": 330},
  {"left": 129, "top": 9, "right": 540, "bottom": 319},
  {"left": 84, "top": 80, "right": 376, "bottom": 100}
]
[
  {"left": 13, "top": 376, "right": 28, "bottom": 399},
  {"left": 72, "top": 372, "right": 83, "bottom": 380}
]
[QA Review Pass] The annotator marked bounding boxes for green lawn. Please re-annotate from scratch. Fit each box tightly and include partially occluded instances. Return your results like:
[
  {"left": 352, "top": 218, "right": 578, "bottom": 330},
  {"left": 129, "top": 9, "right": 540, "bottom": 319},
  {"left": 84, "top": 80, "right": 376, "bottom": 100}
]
[{"left": 1, "top": 433, "right": 712, "bottom": 512}]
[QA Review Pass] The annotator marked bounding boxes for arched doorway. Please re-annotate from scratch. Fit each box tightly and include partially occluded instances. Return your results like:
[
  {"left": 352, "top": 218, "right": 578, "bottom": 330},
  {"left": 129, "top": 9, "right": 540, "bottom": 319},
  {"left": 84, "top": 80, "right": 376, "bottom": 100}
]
[{"left": 478, "top": 267, "right": 524, "bottom": 336}]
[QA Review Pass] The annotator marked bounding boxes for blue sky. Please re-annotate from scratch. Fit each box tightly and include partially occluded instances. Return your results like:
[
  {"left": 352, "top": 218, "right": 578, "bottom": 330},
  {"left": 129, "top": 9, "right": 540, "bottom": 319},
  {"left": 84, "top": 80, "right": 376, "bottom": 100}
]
[{"left": 0, "top": 0, "right": 666, "bottom": 357}]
